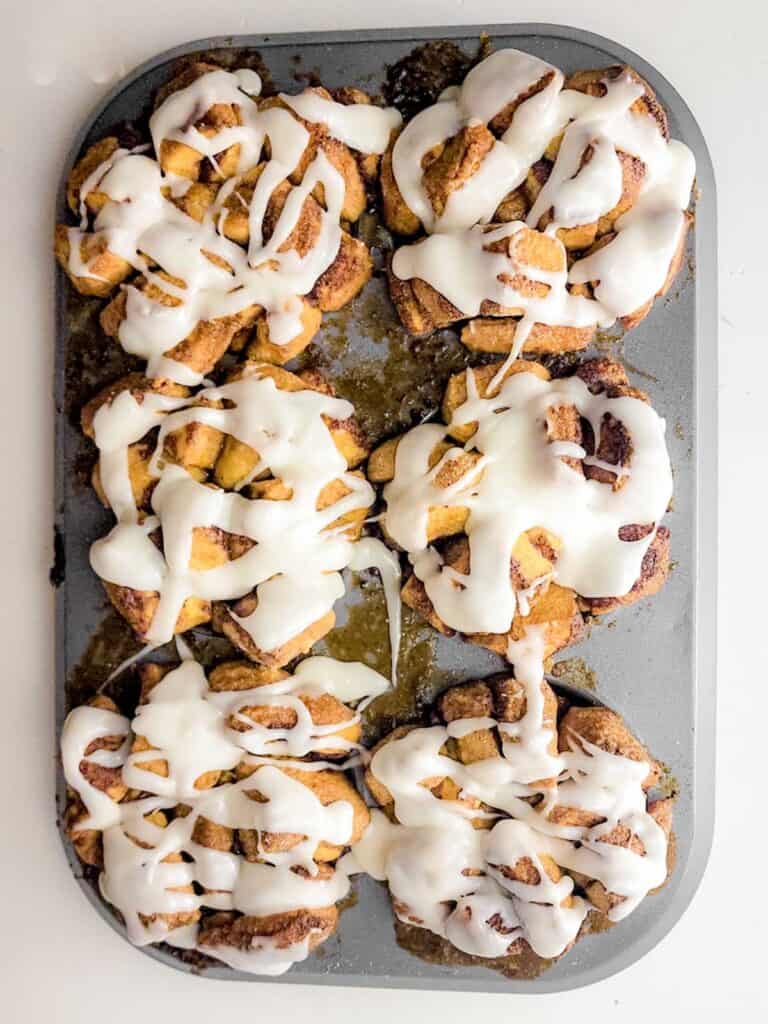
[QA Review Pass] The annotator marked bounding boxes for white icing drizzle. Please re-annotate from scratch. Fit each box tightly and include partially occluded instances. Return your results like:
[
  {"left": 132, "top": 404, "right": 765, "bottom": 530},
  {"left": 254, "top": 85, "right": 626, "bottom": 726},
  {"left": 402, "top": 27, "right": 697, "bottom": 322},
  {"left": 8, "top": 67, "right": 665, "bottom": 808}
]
[
  {"left": 195, "top": 932, "right": 317, "bottom": 976},
  {"left": 292, "top": 655, "right": 390, "bottom": 705},
  {"left": 390, "top": 48, "right": 695, "bottom": 353},
  {"left": 103, "top": 641, "right": 159, "bottom": 687},
  {"left": 350, "top": 635, "right": 668, "bottom": 960},
  {"left": 205, "top": 656, "right": 389, "bottom": 758},
  {"left": 382, "top": 368, "right": 672, "bottom": 637},
  {"left": 61, "top": 656, "right": 386, "bottom": 974},
  {"left": 61, "top": 705, "right": 131, "bottom": 832},
  {"left": 503, "top": 627, "right": 563, "bottom": 784},
  {"left": 348, "top": 537, "right": 403, "bottom": 687},
  {"left": 67, "top": 69, "right": 399, "bottom": 383},
  {"left": 392, "top": 220, "right": 600, "bottom": 366},
  {"left": 280, "top": 91, "right": 402, "bottom": 154},
  {"left": 392, "top": 50, "right": 569, "bottom": 233},
  {"left": 89, "top": 371, "right": 375, "bottom": 652}
]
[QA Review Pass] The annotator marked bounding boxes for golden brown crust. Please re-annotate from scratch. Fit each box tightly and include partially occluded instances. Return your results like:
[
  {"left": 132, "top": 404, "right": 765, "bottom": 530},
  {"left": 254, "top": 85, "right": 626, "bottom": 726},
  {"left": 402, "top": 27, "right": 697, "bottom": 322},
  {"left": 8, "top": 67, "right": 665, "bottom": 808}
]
[
  {"left": 363, "top": 725, "right": 418, "bottom": 809},
  {"left": 383, "top": 62, "right": 688, "bottom": 347},
  {"left": 86, "top": 362, "right": 370, "bottom": 649},
  {"left": 388, "top": 224, "right": 600, "bottom": 349},
  {"left": 441, "top": 359, "right": 549, "bottom": 441},
  {"left": 370, "top": 677, "right": 673, "bottom": 950},
  {"left": 437, "top": 676, "right": 559, "bottom": 770},
  {"left": 99, "top": 278, "right": 261, "bottom": 377},
  {"left": 381, "top": 130, "right": 422, "bottom": 235},
  {"left": 198, "top": 905, "right": 339, "bottom": 955},
  {"left": 64, "top": 695, "right": 128, "bottom": 868},
  {"left": 81, "top": 374, "right": 189, "bottom": 438},
  {"left": 212, "top": 604, "right": 337, "bottom": 668},
  {"left": 234, "top": 763, "right": 369, "bottom": 862},
  {"left": 579, "top": 525, "right": 669, "bottom": 614},
  {"left": 460, "top": 318, "right": 594, "bottom": 356},
  {"left": 54, "top": 225, "right": 133, "bottom": 297},
  {"left": 422, "top": 124, "right": 495, "bottom": 217},
  {"left": 209, "top": 660, "right": 360, "bottom": 754},
  {"left": 66, "top": 137, "right": 122, "bottom": 216},
  {"left": 564, "top": 66, "right": 669, "bottom": 140},
  {"left": 372, "top": 356, "right": 669, "bottom": 655},
  {"left": 246, "top": 301, "right": 322, "bottom": 365},
  {"left": 399, "top": 544, "right": 583, "bottom": 663},
  {"left": 557, "top": 706, "right": 659, "bottom": 789}
]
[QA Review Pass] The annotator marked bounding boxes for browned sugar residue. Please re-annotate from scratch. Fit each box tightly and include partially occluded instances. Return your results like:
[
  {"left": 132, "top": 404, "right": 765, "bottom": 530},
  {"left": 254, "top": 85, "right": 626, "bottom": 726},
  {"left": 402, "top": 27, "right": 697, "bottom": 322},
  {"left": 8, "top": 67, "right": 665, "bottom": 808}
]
[
  {"left": 550, "top": 657, "right": 599, "bottom": 692},
  {"left": 65, "top": 609, "right": 144, "bottom": 712},
  {"left": 394, "top": 921, "right": 554, "bottom": 980},
  {"left": 620, "top": 356, "right": 659, "bottom": 385},
  {"left": 591, "top": 328, "right": 660, "bottom": 384},
  {"left": 296, "top": 280, "right": 471, "bottom": 444},
  {"left": 65, "top": 611, "right": 240, "bottom": 715},
  {"left": 591, "top": 331, "right": 659, "bottom": 385},
  {"left": 64, "top": 290, "right": 138, "bottom": 426},
  {"left": 335, "top": 887, "right": 359, "bottom": 913},
  {"left": 384, "top": 38, "right": 491, "bottom": 120},
  {"left": 593, "top": 328, "right": 624, "bottom": 354},
  {"left": 655, "top": 761, "right": 680, "bottom": 799}
]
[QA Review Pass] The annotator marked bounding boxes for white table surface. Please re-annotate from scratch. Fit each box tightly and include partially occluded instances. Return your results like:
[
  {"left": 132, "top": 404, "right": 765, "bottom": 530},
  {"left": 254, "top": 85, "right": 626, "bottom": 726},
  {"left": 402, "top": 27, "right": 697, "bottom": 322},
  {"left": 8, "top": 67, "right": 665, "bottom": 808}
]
[{"left": 1, "top": 0, "right": 765, "bottom": 1018}]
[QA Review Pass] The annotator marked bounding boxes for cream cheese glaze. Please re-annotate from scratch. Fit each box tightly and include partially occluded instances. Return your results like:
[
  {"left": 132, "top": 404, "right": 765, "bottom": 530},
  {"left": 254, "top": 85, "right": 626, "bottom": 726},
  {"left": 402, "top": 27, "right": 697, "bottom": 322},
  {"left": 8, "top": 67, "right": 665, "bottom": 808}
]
[
  {"left": 382, "top": 367, "right": 672, "bottom": 638},
  {"left": 391, "top": 48, "right": 695, "bottom": 361},
  {"left": 61, "top": 655, "right": 389, "bottom": 974},
  {"left": 67, "top": 68, "right": 401, "bottom": 383},
  {"left": 348, "top": 628, "right": 668, "bottom": 960},
  {"left": 89, "top": 370, "right": 375, "bottom": 652}
]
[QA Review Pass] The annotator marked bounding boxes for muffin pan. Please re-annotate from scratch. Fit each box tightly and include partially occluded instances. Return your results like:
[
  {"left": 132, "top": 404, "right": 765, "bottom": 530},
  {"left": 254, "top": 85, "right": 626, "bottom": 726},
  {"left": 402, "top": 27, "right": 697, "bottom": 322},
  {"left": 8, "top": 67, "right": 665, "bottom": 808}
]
[{"left": 54, "top": 23, "right": 716, "bottom": 992}]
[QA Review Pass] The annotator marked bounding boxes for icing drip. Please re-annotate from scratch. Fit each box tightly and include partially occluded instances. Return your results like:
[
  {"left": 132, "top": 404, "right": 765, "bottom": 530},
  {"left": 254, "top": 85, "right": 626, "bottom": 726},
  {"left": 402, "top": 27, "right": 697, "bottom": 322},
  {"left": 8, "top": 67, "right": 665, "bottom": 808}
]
[
  {"left": 348, "top": 537, "right": 403, "bottom": 687},
  {"left": 61, "top": 656, "right": 387, "bottom": 974},
  {"left": 390, "top": 48, "right": 695, "bottom": 348},
  {"left": 503, "top": 627, "right": 563, "bottom": 784},
  {"left": 89, "top": 371, "right": 375, "bottom": 651},
  {"left": 382, "top": 368, "right": 672, "bottom": 637},
  {"left": 67, "top": 69, "right": 400, "bottom": 383},
  {"left": 350, "top": 634, "right": 668, "bottom": 960}
]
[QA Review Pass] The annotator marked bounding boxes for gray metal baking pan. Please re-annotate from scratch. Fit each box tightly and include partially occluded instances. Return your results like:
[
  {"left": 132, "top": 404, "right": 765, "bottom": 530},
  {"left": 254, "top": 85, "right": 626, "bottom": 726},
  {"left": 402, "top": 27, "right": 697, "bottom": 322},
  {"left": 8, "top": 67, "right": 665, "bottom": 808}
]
[{"left": 54, "top": 23, "right": 717, "bottom": 993}]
